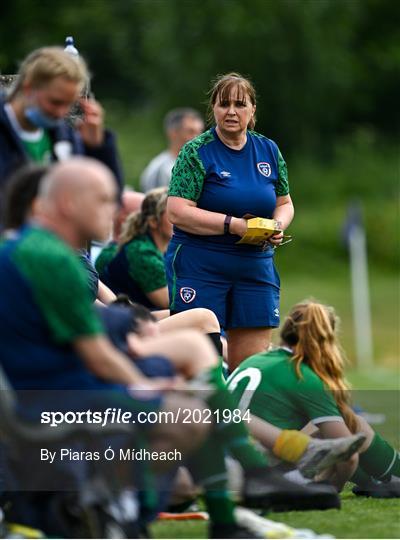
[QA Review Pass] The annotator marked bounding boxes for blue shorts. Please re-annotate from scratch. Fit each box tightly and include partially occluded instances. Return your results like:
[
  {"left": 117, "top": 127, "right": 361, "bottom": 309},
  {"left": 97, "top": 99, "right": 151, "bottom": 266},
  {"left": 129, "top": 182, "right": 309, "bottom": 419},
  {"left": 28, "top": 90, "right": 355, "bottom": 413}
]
[{"left": 165, "top": 242, "right": 280, "bottom": 329}]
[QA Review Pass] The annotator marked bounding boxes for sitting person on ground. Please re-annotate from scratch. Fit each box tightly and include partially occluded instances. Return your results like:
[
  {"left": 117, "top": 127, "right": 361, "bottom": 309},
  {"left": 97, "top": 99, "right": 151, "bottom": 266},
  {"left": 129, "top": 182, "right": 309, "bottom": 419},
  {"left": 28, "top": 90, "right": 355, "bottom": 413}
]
[
  {"left": 0, "top": 157, "right": 213, "bottom": 535},
  {"left": 140, "top": 108, "right": 204, "bottom": 192},
  {"left": 228, "top": 300, "right": 400, "bottom": 496},
  {"left": 100, "top": 187, "right": 172, "bottom": 310},
  {"left": 94, "top": 188, "right": 145, "bottom": 274}
]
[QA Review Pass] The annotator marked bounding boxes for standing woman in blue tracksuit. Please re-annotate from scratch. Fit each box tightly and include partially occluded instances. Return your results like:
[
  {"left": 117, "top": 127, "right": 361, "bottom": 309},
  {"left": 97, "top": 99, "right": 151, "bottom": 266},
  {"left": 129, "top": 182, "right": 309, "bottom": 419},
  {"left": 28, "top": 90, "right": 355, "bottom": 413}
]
[{"left": 165, "top": 73, "right": 294, "bottom": 372}]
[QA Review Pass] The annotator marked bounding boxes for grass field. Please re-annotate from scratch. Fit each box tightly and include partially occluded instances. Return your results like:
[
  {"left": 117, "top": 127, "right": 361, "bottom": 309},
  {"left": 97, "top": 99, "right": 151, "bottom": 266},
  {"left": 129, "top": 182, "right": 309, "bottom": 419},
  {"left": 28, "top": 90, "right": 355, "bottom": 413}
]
[
  {"left": 151, "top": 493, "right": 400, "bottom": 539},
  {"left": 277, "top": 268, "right": 399, "bottom": 371},
  {"left": 149, "top": 368, "right": 399, "bottom": 539}
]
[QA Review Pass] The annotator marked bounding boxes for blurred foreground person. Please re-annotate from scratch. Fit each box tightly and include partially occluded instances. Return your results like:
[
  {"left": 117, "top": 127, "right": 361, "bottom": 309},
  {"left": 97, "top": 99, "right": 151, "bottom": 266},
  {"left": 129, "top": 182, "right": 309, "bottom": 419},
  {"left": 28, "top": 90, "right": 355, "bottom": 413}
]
[
  {"left": 0, "top": 158, "right": 167, "bottom": 392},
  {"left": 1, "top": 162, "right": 116, "bottom": 305},
  {"left": 0, "top": 161, "right": 362, "bottom": 537},
  {"left": 140, "top": 108, "right": 204, "bottom": 192}
]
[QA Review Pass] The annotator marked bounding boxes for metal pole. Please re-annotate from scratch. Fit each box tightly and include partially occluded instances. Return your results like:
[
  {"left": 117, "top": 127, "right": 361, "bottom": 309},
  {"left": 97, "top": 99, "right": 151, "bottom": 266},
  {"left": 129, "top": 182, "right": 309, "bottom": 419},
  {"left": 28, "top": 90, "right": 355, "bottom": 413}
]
[{"left": 349, "top": 223, "right": 374, "bottom": 368}]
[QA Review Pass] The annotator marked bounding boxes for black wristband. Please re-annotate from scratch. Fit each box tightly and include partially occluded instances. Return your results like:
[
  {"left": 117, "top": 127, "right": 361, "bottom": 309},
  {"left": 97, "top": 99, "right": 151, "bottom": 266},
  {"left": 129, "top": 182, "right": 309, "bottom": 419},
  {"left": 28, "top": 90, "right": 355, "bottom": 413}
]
[{"left": 224, "top": 215, "right": 232, "bottom": 235}]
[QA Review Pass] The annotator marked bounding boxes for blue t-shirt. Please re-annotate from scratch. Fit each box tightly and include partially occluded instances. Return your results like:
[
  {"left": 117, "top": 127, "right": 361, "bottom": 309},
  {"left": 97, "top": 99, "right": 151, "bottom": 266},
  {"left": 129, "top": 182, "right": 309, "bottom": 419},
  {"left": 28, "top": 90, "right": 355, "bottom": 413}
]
[{"left": 168, "top": 127, "right": 289, "bottom": 255}]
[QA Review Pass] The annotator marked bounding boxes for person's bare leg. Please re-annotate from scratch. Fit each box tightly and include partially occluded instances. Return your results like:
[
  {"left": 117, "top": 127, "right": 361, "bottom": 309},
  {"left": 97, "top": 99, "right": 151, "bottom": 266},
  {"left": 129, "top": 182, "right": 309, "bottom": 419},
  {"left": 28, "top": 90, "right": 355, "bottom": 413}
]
[
  {"left": 158, "top": 308, "right": 220, "bottom": 335},
  {"left": 152, "top": 309, "right": 170, "bottom": 321},
  {"left": 356, "top": 415, "right": 376, "bottom": 453},
  {"left": 243, "top": 415, "right": 365, "bottom": 487},
  {"left": 127, "top": 329, "right": 218, "bottom": 378},
  {"left": 247, "top": 414, "right": 282, "bottom": 448},
  {"left": 227, "top": 327, "right": 273, "bottom": 372}
]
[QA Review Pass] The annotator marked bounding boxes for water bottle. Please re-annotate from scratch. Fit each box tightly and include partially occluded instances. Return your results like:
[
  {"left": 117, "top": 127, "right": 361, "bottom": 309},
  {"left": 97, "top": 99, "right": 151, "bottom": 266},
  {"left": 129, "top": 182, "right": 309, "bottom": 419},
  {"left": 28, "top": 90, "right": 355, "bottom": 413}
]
[
  {"left": 64, "top": 36, "right": 79, "bottom": 56},
  {"left": 63, "top": 36, "right": 84, "bottom": 123}
]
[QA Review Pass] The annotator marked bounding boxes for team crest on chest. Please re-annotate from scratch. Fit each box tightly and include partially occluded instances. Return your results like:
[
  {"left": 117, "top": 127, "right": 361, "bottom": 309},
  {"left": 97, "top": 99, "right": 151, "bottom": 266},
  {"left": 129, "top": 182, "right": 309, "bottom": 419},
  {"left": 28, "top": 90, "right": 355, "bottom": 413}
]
[
  {"left": 180, "top": 287, "right": 196, "bottom": 303},
  {"left": 257, "top": 162, "right": 272, "bottom": 177}
]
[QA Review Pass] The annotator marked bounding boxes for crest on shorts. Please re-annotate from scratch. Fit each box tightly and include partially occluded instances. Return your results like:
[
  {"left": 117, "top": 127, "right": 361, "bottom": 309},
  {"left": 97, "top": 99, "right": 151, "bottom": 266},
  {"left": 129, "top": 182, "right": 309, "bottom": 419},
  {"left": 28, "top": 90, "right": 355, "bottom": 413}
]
[
  {"left": 257, "top": 162, "right": 272, "bottom": 177},
  {"left": 180, "top": 287, "right": 196, "bottom": 303}
]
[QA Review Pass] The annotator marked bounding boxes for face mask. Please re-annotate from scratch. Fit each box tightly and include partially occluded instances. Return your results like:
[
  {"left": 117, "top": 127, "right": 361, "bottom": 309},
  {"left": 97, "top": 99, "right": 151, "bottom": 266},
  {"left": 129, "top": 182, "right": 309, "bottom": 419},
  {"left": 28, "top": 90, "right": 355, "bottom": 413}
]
[{"left": 24, "top": 106, "right": 62, "bottom": 130}]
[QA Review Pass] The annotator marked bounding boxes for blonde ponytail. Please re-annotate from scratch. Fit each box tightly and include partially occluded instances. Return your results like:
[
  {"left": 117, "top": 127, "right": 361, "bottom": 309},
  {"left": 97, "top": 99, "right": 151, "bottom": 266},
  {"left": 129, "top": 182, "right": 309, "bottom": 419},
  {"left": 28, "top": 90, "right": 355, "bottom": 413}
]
[
  {"left": 281, "top": 301, "right": 358, "bottom": 433},
  {"left": 118, "top": 187, "right": 168, "bottom": 246}
]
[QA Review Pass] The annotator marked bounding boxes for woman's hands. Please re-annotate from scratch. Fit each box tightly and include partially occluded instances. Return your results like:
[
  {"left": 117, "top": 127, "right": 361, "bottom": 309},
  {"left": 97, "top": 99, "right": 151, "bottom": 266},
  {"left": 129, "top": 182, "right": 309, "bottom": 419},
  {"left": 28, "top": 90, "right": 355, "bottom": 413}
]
[
  {"left": 268, "top": 222, "right": 284, "bottom": 246},
  {"left": 77, "top": 97, "right": 105, "bottom": 147}
]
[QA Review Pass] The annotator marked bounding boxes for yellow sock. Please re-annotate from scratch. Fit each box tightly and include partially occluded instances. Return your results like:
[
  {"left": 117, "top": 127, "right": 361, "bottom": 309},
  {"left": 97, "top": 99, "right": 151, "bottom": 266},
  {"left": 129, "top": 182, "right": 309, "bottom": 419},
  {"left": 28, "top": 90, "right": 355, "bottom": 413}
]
[{"left": 273, "top": 430, "right": 310, "bottom": 463}]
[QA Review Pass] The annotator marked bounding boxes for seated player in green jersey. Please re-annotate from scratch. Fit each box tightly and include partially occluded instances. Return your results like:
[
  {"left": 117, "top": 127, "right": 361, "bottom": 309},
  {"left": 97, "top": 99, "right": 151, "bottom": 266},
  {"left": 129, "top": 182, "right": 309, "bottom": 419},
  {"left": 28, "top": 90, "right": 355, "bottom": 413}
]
[
  {"left": 228, "top": 300, "right": 400, "bottom": 497},
  {"left": 99, "top": 187, "right": 172, "bottom": 310}
]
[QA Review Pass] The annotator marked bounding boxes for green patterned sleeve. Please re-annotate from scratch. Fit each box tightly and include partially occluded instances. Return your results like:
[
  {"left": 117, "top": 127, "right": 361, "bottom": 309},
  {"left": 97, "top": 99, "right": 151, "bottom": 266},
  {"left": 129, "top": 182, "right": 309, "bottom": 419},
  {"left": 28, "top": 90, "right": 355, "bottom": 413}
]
[
  {"left": 168, "top": 140, "right": 206, "bottom": 202},
  {"left": 276, "top": 149, "right": 290, "bottom": 196},
  {"left": 126, "top": 241, "right": 167, "bottom": 294},
  {"left": 95, "top": 243, "right": 118, "bottom": 275},
  {"left": 14, "top": 232, "right": 103, "bottom": 343}
]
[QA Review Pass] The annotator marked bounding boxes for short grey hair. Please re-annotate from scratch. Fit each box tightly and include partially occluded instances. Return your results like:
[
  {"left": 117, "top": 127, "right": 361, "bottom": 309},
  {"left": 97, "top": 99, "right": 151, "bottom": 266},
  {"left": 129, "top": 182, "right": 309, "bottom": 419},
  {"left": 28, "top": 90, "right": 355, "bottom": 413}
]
[{"left": 163, "top": 108, "right": 203, "bottom": 132}]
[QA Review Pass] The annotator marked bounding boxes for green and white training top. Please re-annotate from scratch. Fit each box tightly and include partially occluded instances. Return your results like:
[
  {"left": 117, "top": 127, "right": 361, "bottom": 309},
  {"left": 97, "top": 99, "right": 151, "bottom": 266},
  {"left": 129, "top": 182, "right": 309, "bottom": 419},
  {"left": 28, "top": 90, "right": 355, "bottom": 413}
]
[{"left": 227, "top": 347, "right": 344, "bottom": 430}]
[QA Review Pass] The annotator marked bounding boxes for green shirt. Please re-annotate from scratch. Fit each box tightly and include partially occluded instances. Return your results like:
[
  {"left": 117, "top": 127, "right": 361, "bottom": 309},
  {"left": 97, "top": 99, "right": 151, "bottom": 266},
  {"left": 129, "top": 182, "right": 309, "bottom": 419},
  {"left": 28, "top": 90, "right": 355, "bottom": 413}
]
[
  {"left": 102, "top": 234, "right": 167, "bottom": 309},
  {"left": 21, "top": 130, "right": 52, "bottom": 163},
  {"left": 12, "top": 227, "right": 103, "bottom": 343},
  {"left": 124, "top": 235, "right": 167, "bottom": 294},
  {"left": 227, "top": 347, "right": 343, "bottom": 430},
  {"left": 95, "top": 242, "right": 118, "bottom": 275}
]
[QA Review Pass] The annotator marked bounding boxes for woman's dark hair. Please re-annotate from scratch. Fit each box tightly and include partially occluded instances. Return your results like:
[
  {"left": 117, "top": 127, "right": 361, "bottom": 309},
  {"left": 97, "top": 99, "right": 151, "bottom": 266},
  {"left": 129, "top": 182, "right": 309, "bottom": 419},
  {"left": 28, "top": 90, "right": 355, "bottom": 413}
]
[
  {"left": 2, "top": 164, "right": 49, "bottom": 230},
  {"left": 112, "top": 294, "right": 156, "bottom": 332}
]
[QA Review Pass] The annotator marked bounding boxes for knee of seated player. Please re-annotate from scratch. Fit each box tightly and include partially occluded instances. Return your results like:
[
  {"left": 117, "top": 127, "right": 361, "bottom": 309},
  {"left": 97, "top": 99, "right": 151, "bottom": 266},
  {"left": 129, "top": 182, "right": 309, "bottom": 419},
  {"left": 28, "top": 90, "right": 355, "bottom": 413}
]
[
  {"left": 189, "top": 308, "right": 220, "bottom": 334},
  {"left": 355, "top": 414, "right": 375, "bottom": 453}
]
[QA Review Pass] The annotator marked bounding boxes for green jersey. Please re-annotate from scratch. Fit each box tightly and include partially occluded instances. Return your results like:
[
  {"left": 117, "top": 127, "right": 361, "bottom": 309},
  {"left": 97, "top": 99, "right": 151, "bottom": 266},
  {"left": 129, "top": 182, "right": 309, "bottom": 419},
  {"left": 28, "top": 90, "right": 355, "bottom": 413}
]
[
  {"left": 101, "top": 234, "right": 167, "bottom": 309},
  {"left": 95, "top": 242, "right": 118, "bottom": 275},
  {"left": 227, "top": 347, "right": 343, "bottom": 430},
  {"left": 21, "top": 130, "right": 52, "bottom": 163}
]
